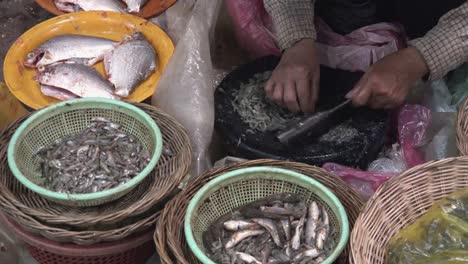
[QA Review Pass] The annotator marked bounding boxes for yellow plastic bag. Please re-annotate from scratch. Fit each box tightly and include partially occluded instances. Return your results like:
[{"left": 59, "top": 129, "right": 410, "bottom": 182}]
[
  {"left": 0, "top": 83, "right": 28, "bottom": 130},
  {"left": 386, "top": 187, "right": 468, "bottom": 264}
]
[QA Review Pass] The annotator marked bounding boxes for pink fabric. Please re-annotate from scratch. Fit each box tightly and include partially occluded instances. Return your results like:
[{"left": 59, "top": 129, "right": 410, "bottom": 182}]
[{"left": 226, "top": 0, "right": 405, "bottom": 72}]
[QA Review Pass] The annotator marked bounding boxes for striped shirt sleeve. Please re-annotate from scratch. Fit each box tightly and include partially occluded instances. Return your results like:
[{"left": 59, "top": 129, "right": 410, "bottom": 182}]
[
  {"left": 263, "top": 0, "right": 316, "bottom": 51},
  {"left": 409, "top": 3, "right": 468, "bottom": 80}
]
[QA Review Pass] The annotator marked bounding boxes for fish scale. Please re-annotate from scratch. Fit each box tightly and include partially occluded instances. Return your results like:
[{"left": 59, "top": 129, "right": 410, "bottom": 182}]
[{"left": 104, "top": 32, "right": 157, "bottom": 98}]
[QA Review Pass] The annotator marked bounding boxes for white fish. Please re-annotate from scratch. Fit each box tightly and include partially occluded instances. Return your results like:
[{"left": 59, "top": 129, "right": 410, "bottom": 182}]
[
  {"left": 224, "top": 229, "right": 264, "bottom": 249},
  {"left": 235, "top": 252, "right": 262, "bottom": 264},
  {"left": 40, "top": 85, "right": 79, "bottom": 101},
  {"left": 123, "top": 0, "right": 148, "bottom": 13},
  {"left": 54, "top": 0, "right": 127, "bottom": 13},
  {"left": 292, "top": 248, "right": 321, "bottom": 262},
  {"left": 223, "top": 220, "right": 259, "bottom": 231},
  {"left": 104, "top": 32, "right": 157, "bottom": 97},
  {"left": 291, "top": 214, "right": 306, "bottom": 250},
  {"left": 305, "top": 201, "right": 320, "bottom": 246},
  {"left": 25, "top": 34, "right": 117, "bottom": 68},
  {"left": 37, "top": 63, "right": 119, "bottom": 100}
]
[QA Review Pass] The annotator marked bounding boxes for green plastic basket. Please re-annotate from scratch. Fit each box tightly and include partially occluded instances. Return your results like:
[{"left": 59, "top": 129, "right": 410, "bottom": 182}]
[
  {"left": 184, "top": 166, "right": 350, "bottom": 264},
  {"left": 7, "top": 98, "right": 163, "bottom": 207}
]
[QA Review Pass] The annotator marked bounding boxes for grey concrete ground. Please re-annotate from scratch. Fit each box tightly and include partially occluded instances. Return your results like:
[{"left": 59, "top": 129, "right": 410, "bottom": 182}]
[{"left": 0, "top": 0, "right": 52, "bottom": 81}]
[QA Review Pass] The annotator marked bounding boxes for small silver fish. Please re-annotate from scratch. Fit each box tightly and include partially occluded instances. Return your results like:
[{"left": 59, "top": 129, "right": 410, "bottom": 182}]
[
  {"left": 260, "top": 206, "right": 305, "bottom": 217},
  {"left": 314, "top": 255, "right": 325, "bottom": 264},
  {"left": 104, "top": 32, "right": 157, "bottom": 97},
  {"left": 305, "top": 201, "right": 320, "bottom": 246},
  {"left": 25, "top": 34, "right": 117, "bottom": 68},
  {"left": 37, "top": 63, "right": 119, "bottom": 100},
  {"left": 280, "top": 219, "right": 291, "bottom": 241},
  {"left": 123, "top": 0, "right": 148, "bottom": 13},
  {"left": 260, "top": 244, "right": 272, "bottom": 264},
  {"left": 225, "top": 230, "right": 265, "bottom": 249},
  {"left": 235, "top": 252, "right": 262, "bottom": 264},
  {"left": 292, "top": 248, "right": 321, "bottom": 262},
  {"left": 223, "top": 220, "right": 259, "bottom": 232},
  {"left": 291, "top": 214, "right": 306, "bottom": 251},
  {"left": 251, "top": 218, "right": 282, "bottom": 247},
  {"left": 315, "top": 228, "right": 327, "bottom": 250},
  {"left": 54, "top": 0, "right": 127, "bottom": 12}
]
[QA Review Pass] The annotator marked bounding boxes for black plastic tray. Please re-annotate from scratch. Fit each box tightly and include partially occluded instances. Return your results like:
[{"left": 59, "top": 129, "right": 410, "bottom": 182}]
[{"left": 214, "top": 56, "right": 389, "bottom": 168}]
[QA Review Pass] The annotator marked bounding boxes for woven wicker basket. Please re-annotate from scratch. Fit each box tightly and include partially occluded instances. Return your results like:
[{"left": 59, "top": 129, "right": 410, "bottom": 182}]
[
  {"left": 154, "top": 160, "right": 365, "bottom": 264},
  {"left": 457, "top": 98, "right": 468, "bottom": 155},
  {"left": 0, "top": 103, "right": 191, "bottom": 244},
  {"left": 350, "top": 157, "right": 468, "bottom": 264},
  {"left": 0, "top": 213, "right": 156, "bottom": 264}
]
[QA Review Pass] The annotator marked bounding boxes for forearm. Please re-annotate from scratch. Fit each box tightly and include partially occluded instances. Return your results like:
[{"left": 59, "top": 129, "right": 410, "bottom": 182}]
[
  {"left": 263, "top": 0, "right": 316, "bottom": 51},
  {"left": 409, "top": 3, "right": 468, "bottom": 80}
]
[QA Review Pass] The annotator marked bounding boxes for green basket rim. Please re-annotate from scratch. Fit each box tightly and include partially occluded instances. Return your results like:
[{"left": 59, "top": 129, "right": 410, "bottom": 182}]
[
  {"left": 184, "top": 166, "right": 350, "bottom": 264},
  {"left": 7, "top": 98, "right": 163, "bottom": 202}
]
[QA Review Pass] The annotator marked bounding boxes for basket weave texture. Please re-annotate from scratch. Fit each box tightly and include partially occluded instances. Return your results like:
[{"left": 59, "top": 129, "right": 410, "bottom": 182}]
[
  {"left": 0, "top": 103, "right": 192, "bottom": 245},
  {"left": 154, "top": 160, "right": 364, "bottom": 264},
  {"left": 0, "top": 213, "right": 156, "bottom": 264},
  {"left": 350, "top": 156, "right": 468, "bottom": 263},
  {"left": 457, "top": 98, "right": 468, "bottom": 155}
]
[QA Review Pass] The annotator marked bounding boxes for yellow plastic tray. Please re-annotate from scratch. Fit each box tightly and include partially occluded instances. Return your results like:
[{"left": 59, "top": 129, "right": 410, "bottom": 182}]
[{"left": 3, "top": 11, "right": 174, "bottom": 110}]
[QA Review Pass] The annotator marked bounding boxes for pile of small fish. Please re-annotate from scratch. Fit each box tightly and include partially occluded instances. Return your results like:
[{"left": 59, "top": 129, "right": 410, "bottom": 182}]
[
  {"left": 232, "top": 72, "right": 302, "bottom": 133},
  {"left": 25, "top": 32, "right": 157, "bottom": 100},
  {"left": 54, "top": 0, "right": 148, "bottom": 14},
  {"left": 203, "top": 193, "right": 336, "bottom": 264},
  {"left": 36, "top": 117, "right": 151, "bottom": 194}
]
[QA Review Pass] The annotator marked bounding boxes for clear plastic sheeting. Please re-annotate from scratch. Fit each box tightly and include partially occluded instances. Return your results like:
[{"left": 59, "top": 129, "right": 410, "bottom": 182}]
[
  {"left": 420, "top": 112, "right": 459, "bottom": 161},
  {"left": 368, "top": 144, "right": 407, "bottom": 174},
  {"left": 386, "top": 187, "right": 468, "bottom": 264},
  {"left": 448, "top": 63, "right": 468, "bottom": 107},
  {"left": 423, "top": 80, "right": 457, "bottom": 113},
  {"left": 152, "top": 0, "right": 222, "bottom": 176}
]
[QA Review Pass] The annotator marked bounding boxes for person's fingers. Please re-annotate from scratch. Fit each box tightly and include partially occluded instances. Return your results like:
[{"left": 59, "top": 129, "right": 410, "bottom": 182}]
[
  {"left": 368, "top": 95, "right": 390, "bottom": 109},
  {"left": 265, "top": 79, "right": 274, "bottom": 96},
  {"left": 272, "top": 83, "right": 284, "bottom": 106},
  {"left": 310, "top": 75, "right": 320, "bottom": 113},
  {"left": 350, "top": 76, "right": 373, "bottom": 106},
  {"left": 284, "top": 81, "right": 300, "bottom": 112},
  {"left": 296, "top": 78, "right": 312, "bottom": 113}
]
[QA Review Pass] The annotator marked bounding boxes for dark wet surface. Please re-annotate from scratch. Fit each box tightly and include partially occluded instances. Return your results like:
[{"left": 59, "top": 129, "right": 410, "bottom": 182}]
[{"left": 0, "top": 0, "right": 53, "bottom": 81}]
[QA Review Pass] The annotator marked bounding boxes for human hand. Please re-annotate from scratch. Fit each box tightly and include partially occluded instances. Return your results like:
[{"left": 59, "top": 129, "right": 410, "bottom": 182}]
[
  {"left": 346, "top": 47, "right": 429, "bottom": 109},
  {"left": 265, "top": 39, "right": 320, "bottom": 113}
]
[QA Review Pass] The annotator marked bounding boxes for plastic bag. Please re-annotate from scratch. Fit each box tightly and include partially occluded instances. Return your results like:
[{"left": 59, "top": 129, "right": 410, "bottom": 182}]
[
  {"left": 322, "top": 163, "right": 395, "bottom": 200},
  {"left": 225, "top": 0, "right": 280, "bottom": 58},
  {"left": 422, "top": 80, "right": 457, "bottom": 113},
  {"left": 398, "top": 105, "right": 431, "bottom": 168},
  {"left": 150, "top": 0, "right": 197, "bottom": 44},
  {"left": 152, "top": 0, "right": 222, "bottom": 176},
  {"left": 386, "top": 187, "right": 468, "bottom": 264},
  {"left": 225, "top": 0, "right": 404, "bottom": 72},
  {"left": 448, "top": 62, "right": 468, "bottom": 107},
  {"left": 314, "top": 19, "right": 404, "bottom": 72},
  {"left": 420, "top": 112, "right": 459, "bottom": 160},
  {"left": 368, "top": 144, "right": 407, "bottom": 174},
  {"left": 0, "top": 83, "right": 29, "bottom": 131}
]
